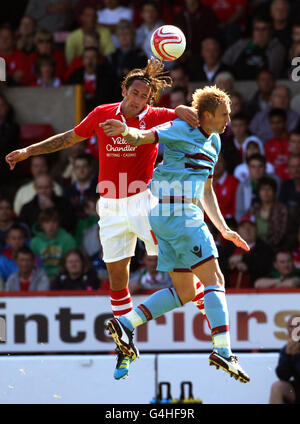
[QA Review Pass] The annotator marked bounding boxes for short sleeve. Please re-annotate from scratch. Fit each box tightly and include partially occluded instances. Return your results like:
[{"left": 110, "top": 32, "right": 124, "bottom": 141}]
[
  {"left": 74, "top": 108, "right": 98, "bottom": 139},
  {"left": 153, "top": 107, "right": 177, "bottom": 124},
  {"left": 154, "top": 119, "right": 185, "bottom": 144}
]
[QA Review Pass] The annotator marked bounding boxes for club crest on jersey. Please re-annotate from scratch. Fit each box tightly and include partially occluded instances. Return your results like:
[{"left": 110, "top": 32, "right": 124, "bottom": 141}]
[{"left": 139, "top": 120, "right": 146, "bottom": 130}]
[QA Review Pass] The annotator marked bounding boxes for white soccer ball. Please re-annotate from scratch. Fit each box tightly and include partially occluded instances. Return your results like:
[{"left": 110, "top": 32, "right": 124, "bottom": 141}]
[{"left": 150, "top": 25, "right": 186, "bottom": 61}]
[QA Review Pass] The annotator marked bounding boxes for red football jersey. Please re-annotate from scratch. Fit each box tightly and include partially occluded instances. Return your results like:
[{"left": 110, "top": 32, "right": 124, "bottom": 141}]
[
  {"left": 213, "top": 171, "right": 239, "bottom": 218},
  {"left": 264, "top": 136, "right": 289, "bottom": 172},
  {"left": 74, "top": 102, "right": 177, "bottom": 198}
]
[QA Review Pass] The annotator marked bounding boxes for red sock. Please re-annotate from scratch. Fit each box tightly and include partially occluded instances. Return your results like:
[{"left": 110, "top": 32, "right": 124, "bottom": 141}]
[
  {"left": 110, "top": 287, "right": 133, "bottom": 317},
  {"left": 192, "top": 281, "right": 211, "bottom": 330}
]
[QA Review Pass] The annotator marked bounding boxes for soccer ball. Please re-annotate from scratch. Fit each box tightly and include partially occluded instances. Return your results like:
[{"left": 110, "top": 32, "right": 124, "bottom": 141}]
[{"left": 150, "top": 25, "right": 186, "bottom": 61}]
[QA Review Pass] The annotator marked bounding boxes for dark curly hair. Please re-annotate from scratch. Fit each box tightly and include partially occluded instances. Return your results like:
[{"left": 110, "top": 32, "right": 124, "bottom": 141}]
[{"left": 121, "top": 57, "right": 172, "bottom": 105}]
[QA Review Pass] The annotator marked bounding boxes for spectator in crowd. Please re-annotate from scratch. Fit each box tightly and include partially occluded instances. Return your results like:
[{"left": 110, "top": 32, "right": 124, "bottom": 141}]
[
  {"left": 74, "top": 0, "right": 105, "bottom": 24},
  {"left": 286, "top": 20, "right": 300, "bottom": 78},
  {"left": 221, "top": 91, "right": 246, "bottom": 141},
  {"left": 222, "top": 215, "right": 273, "bottom": 288},
  {"left": 231, "top": 91, "right": 246, "bottom": 116},
  {"left": 169, "top": 87, "right": 189, "bottom": 109},
  {"left": 97, "top": 0, "right": 133, "bottom": 47},
  {"left": 13, "top": 156, "right": 62, "bottom": 216},
  {"left": 27, "top": 29, "right": 66, "bottom": 84},
  {"left": 25, "top": 0, "right": 76, "bottom": 32},
  {"left": 31, "top": 55, "right": 61, "bottom": 87},
  {"left": 202, "top": 0, "right": 247, "bottom": 49},
  {"left": 213, "top": 153, "right": 239, "bottom": 219},
  {"left": 221, "top": 113, "right": 251, "bottom": 174},
  {"left": 30, "top": 208, "right": 76, "bottom": 278},
  {"left": 286, "top": 203, "right": 300, "bottom": 250},
  {"left": 0, "top": 93, "right": 20, "bottom": 190},
  {"left": 175, "top": 0, "right": 219, "bottom": 70},
  {"left": 66, "top": 46, "right": 119, "bottom": 112},
  {"left": 65, "top": 5, "right": 115, "bottom": 66},
  {"left": 129, "top": 253, "right": 172, "bottom": 294},
  {"left": 191, "top": 38, "right": 231, "bottom": 83},
  {"left": 291, "top": 224, "right": 300, "bottom": 269},
  {"left": 222, "top": 14, "right": 286, "bottom": 80},
  {"left": 270, "top": 0, "right": 291, "bottom": 49},
  {"left": 234, "top": 138, "right": 275, "bottom": 182},
  {"left": 16, "top": 15, "right": 36, "bottom": 55},
  {"left": 235, "top": 153, "right": 281, "bottom": 221},
  {"left": 276, "top": 130, "right": 300, "bottom": 180},
  {"left": 214, "top": 72, "right": 235, "bottom": 96},
  {"left": 63, "top": 154, "right": 98, "bottom": 224},
  {"left": 247, "top": 176, "right": 288, "bottom": 248},
  {"left": 159, "top": 63, "right": 192, "bottom": 108},
  {"left": 108, "top": 20, "right": 147, "bottom": 86},
  {"left": 135, "top": 1, "right": 163, "bottom": 60},
  {"left": 269, "top": 314, "right": 300, "bottom": 404},
  {"left": 0, "top": 225, "right": 28, "bottom": 282},
  {"left": 50, "top": 142, "right": 92, "bottom": 186},
  {"left": 75, "top": 194, "right": 99, "bottom": 246},
  {"left": 255, "top": 249, "right": 300, "bottom": 287},
  {"left": 0, "top": 198, "right": 30, "bottom": 253},
  {"left": 51, "top": 248, "right": 100, "bottom": 290},
  {"left": 79, "top": 201, "right": 108, "bottom": 283},
  {"left": 19, "top": 173, "right": 76, "bottom": 234},
  {"left": 264, "top": 108, "right": 290, "bottom": 176},
  {"left": 245, "top": 69, "right": 276, "bottom": 121},
  {"left": 250, "top": 85, "right": 299, "bottom": 143},
  {"left": 0, "top": 24, "right": 28, "bottom": 84},
  {"left": 64, "top": 30, "right": 104, "bottom": 81},
  {"left": 131, "top": 0, "right": 180, "bottom": 27},
  {"left": 279, "top": 153, "right": 300, "bottom": 209},
  {"left": 5, "top": 246, "right": 50, "bottom": 292}
]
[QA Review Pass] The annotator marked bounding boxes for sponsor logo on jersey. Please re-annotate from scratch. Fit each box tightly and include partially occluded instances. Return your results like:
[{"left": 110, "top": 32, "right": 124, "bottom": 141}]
[{"left": 191, "top": 245, "right": 202, "bottom": 258}]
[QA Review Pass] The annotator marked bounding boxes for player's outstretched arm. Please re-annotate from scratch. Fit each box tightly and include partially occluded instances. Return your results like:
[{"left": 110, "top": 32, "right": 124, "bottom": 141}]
[
  {"left": 99, "top": 119, "right": 155, "bottom": 146},
  {"left": 201, "top": 178, "right": 250, "bottom": 252},
  {"left": 5, "top": 129, "right": 86, "bottom": 170}
]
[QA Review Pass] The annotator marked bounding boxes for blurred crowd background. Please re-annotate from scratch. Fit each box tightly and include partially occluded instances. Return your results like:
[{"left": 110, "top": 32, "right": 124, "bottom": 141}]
[{"left": 0, "top": 0, "right": 300, "bottom": 293}]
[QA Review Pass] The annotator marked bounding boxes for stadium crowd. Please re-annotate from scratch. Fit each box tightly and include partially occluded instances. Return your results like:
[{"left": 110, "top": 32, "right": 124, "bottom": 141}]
[{"left": 0, "top": 0, "right": 300, "bottom": 292}]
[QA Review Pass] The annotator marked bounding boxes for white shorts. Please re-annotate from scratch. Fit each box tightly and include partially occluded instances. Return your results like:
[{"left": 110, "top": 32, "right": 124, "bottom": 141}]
[{"left": 97, "top": 189, "right": 159, "bottom": 263}]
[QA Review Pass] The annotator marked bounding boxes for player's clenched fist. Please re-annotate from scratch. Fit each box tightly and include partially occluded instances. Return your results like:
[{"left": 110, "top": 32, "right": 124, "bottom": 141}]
[
  {"left": 99, "top": 119, "right": 126, "bottom": 137},
  {"left": 5, "top": 148, "right": 30, "bottom": 170}
]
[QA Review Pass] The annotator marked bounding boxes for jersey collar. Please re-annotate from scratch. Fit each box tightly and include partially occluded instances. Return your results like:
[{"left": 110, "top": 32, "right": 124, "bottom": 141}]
[
  {"left": 198, "top": 126, "right": 210, "bottom": 139},
  {"left": 116, "top": 102, "right": 150, "bottom": 121}
]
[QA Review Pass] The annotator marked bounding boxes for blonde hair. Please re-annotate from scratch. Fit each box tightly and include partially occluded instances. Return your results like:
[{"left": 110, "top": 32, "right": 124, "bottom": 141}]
[
  {"left": 122, "top": 57, "right": 172, "bottom": 105},
  {"left": 192, "top": 85, "right": 231, "bottom": 118}
]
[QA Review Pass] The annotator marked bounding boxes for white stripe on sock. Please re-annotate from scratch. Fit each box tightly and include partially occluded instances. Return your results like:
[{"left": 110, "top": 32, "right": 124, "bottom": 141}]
[
  {"left": 112, "top": 294, "right": 131, "bottom": 302},
  {"left": 125, "top": 309, "right": 145, "bottom": 328},
  {"left": 213, "top": 332, "right": 231, "bottom": 349},
  {"left": 112, "top": 302, "right": 133, "bottom": 312}
]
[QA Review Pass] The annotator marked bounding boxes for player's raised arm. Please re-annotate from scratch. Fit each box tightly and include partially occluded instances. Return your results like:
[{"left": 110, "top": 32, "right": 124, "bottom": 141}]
[
  {"left": 201, "top": 177, "right": 250, "bottom": 252},
  {"left": 5, "top": 129, "right": 86, "bottom": 170},
  {"left": 99, "top": 119, "right": 156, "bottom": 146}
]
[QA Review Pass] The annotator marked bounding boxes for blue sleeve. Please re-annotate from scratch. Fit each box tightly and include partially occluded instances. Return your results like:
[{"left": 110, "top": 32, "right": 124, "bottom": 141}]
[{"left": 154, "top": 119, "right": 187, "bottom": 145}]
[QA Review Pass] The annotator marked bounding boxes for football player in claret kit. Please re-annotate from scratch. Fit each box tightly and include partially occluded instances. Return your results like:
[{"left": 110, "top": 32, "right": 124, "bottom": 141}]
[
  {"left": 6, "top": 58, "right": 206, "bottom": 380},
  {"left": 101, "top": 86, "right": 251, "bottom": 383}
]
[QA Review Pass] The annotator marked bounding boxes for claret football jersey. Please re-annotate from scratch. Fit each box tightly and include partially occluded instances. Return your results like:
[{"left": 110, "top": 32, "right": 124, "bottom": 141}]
[{"left": 74, "top": 102, "right": 176, "bottom": 198}]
